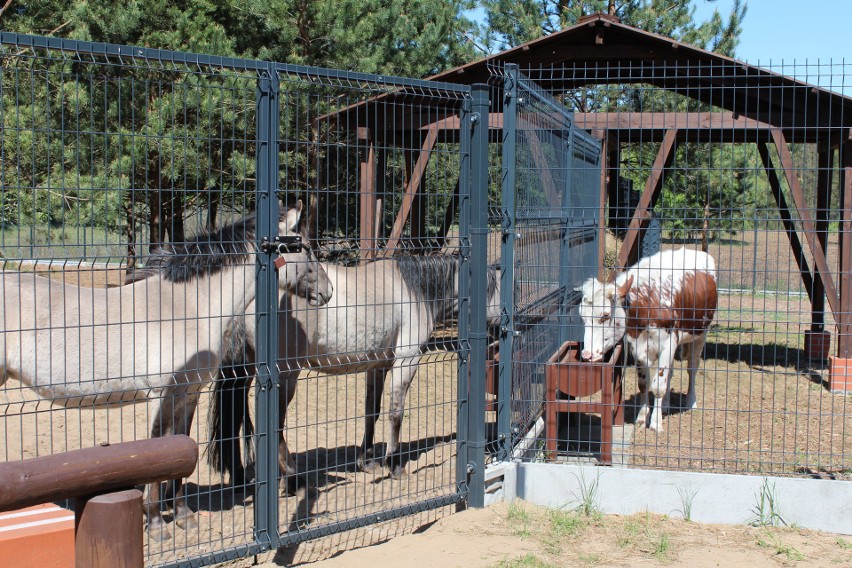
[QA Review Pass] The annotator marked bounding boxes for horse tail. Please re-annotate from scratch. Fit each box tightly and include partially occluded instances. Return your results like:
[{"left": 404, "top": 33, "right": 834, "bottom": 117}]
[
  {"left": 207, "top": 360, "right": 254, "bottom": 475},
  {"left": 207, "top": 319, "right": 256, "bottom": 483}
]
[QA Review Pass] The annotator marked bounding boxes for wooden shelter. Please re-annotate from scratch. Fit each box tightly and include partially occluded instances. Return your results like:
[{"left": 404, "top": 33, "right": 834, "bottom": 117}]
[{"left": 343, "top": 13, "right": 852, "bottom": 390}]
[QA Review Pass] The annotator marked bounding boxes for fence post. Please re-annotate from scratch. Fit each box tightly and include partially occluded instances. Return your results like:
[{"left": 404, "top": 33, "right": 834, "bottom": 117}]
[
  {"left": 75, "top": 489, "right": 144, "bottom": 568},
  {"left": 497, "top": 64, "right": 518, "bottom": 461},
  {"left": 254, "top": 62, "right": 282, "bottom": 548},
  {"left": 466, "top": 83, "right": 491, "bottom": 508}
]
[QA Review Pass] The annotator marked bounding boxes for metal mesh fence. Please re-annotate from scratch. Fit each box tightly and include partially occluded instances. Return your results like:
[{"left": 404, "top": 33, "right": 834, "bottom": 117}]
[
  {"left": 0, "top": 33, "right": 476, "bottom": 568},
  {"left": 503, "top": 58, "right": 851, "bottom": 480}
]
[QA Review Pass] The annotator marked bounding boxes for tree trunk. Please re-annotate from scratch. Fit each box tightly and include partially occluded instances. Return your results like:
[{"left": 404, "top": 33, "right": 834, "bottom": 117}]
[{"left": 123, "top": 196, "right": 137, "bottom": 271}]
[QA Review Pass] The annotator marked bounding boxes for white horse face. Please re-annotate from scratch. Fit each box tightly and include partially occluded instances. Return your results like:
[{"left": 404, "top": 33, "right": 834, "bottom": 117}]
[
  {"left": 277, "top": 201, "right": 333, "bottom": 306},
  {"left": 577, "top": 275, "right": 632, "bottom": 362}
]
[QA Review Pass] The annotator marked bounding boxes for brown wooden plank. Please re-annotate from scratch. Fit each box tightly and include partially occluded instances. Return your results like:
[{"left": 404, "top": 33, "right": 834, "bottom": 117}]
[
  {"left": 616, "top": 128, "right": 677, "bottom": 269},
  {"left": 383, "top": 125, "right": 439, "bottom": 255},
  {"left": 359, "top": 129, "right": 377, "bottom": 261},
  {"left": 770, "top": 129, "right": 839, "bottom": 316},
  {"left": 757, "top": 142, "right": 815, "bottom": 301}
]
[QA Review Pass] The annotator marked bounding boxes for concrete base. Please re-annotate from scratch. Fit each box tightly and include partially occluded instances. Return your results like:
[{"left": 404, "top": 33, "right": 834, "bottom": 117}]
[
  {"left": 804, "top": 330, "right": 831, "bottom": 360},
  {"left": 828, "top": 356, "right": 852, "bottom": 393},
  {"left": 514, "top": 462, "right": 852, "bottom": 535}
]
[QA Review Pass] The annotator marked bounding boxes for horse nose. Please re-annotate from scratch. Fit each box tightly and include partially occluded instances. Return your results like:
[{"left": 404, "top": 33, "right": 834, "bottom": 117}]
[{"left": 581, "top": 349, "right": 592, "bottom": 361}]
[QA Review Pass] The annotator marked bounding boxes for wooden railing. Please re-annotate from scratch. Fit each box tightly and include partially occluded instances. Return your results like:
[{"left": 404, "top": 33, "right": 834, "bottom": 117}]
[{"left": 0, "top": 436, "right": 197, "bottom": 568}]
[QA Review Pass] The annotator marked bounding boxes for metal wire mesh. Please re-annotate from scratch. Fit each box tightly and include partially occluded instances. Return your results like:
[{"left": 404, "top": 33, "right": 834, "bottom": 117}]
[
  {"left": 0, "top": 33, "right": 475, "bottom": 568},
  {"left": 502, "top": 58, "right": 851, "bottom": 480}
]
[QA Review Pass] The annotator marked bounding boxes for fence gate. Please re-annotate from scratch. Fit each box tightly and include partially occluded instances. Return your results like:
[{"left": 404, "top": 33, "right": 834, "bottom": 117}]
[
  {"left": 493, "top": 64, "right": 602, "bottom": 459},
  {"left": 0, "top": 33, "right": 484, "bottom": 568}
]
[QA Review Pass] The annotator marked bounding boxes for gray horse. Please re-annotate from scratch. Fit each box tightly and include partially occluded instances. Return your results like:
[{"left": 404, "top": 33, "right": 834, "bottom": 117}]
[
  {"left": 208, "top": 253, "right": 500, "bottom": 488},
  {"left": 0, "top": 201, "right": 332, "bottom": 540}
]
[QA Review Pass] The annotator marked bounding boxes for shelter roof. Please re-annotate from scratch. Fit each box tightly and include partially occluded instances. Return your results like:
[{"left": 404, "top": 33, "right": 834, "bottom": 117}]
[{"left": 335, "top": 14, "right": 852, "bottom": 141}]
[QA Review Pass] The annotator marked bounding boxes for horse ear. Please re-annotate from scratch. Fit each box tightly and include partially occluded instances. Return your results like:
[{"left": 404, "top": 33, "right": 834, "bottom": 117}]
[
  {"left": 283, "top": 200, "right": 304, "bottom": 233},
  {"left": 617, "top": 275, "right": 634, "bottom": 300}
]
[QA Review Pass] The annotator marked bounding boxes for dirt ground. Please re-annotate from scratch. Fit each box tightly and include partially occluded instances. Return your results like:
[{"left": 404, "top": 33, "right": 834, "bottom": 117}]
[{"left": 250, "top": 500, "right": 851, "bottom": 568}]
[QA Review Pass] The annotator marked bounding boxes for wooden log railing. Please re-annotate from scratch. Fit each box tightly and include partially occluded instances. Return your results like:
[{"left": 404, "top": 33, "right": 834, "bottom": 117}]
[{"left": 0, "top": 436, "right": 198, "bottom": 568}]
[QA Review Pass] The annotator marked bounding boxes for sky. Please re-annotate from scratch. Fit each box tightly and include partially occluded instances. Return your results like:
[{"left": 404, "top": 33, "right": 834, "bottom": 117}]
[
  {"left": 694, "top": 0, "right": 851, "bottom": 93},
  {"left": 693, "top": 0, "right": 851, "bottom": 65}
]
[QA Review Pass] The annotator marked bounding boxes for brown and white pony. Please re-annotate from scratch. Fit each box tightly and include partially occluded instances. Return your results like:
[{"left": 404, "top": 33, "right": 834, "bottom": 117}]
[{"left": 578, "top": 247, "right": 717, "bottom": 431}]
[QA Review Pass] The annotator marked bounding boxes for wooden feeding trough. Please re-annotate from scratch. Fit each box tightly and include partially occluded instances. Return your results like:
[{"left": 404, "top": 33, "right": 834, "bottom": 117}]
[
  {"left": 485, "top": 340, "right": 500, "bottom": 412},
  {"left": 544, "top": 341, "right": 624, "bottom": 464}
]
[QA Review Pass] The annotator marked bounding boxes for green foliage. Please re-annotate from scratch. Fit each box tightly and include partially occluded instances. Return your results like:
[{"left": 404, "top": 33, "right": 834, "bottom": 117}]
[{"left": 0, "top": 0, "right": 479, "bottom": 260}]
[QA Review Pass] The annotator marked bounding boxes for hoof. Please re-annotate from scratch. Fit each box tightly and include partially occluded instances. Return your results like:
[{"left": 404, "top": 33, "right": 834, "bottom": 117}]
[
  {"left": 360, "top": 459, "right": 384, "bottom": 474},
  {"left": 175, "top": 512, "right": 198, "bottom": 531},
  {"left": 147, "top": 522, "right": 172, "bottom": 542},
  {"left": 280, "top": 475, "right": 304, "bottom": 497}
]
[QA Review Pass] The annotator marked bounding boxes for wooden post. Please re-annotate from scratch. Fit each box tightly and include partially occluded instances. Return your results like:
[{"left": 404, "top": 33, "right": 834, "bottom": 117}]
[
  {"left": 594, "top": 131, "right": 616, "bottom": 281},
  {"left": 807, "top": 144, "right": 834, "bottom": 359},
  {"left": 359, "top": 127, "right": 378, "bottom": 261},
  {"left": 384, "top": 124, "right": 439, "bottom": 255},
  {"left": 75, "top": 490, "right": 143, "bottom": 568},
  {"left": 829, "top": 138, "right": 852, "bottom": 392}
]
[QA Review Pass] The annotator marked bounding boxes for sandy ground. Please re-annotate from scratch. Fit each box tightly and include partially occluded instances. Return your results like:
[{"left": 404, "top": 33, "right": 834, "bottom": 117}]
[{"left": 248, "top": 500, "right": 851, "bottom": 568}]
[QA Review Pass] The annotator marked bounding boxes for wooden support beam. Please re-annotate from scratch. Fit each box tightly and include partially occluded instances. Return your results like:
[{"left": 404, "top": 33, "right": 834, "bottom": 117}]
[
  {"left": 838, "top": 142, "right": 852, "bottom": 358},
  {"left": 770, "top": 129, "right": 839, "bottom": 316},
  {"left": 757, "top": 142, "right": 815, "bottom": 301},
  {"left": 813, "top": 146, "right": 834, "bottom": 329},
  {"left": 616, "top": 129, "right": 677, "bottom": 269},
  {"left": 359, "top": 128, "right": 378, "bottom": 261},
  {"left": 598, "top": 133, "right": 617, "bottom": 280},
  {"left": 384, "top": 124, "right": 439, "bottom": 255}
]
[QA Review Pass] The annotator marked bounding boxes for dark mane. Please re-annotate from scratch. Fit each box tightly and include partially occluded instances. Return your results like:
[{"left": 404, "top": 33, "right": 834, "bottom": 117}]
[
  {"left": 146, "top": 215, "right": 258, "bottom": 283},
  {"left": 395, "top": 255, "right": 458, "bottom": 323},
  {"left": 395, "top": 254, "right": 498, "bottom": 323}
]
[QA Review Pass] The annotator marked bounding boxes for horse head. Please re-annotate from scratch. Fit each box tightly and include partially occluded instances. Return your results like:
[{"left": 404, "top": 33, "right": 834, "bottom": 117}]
[
  {"left": 276, "top": 200, "right": 333, "bottom": 306},
  {"left": 577, "top": 274, "right": 632, "bottom": 362}
]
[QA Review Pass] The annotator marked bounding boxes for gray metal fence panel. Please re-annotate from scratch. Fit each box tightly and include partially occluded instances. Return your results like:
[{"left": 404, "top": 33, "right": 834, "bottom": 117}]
[
  {"left": 494, "top": 65, "right": 602, "bottom": 453},
  {"left": 0, "top": 33, "right": 475, "bottom": 567}
]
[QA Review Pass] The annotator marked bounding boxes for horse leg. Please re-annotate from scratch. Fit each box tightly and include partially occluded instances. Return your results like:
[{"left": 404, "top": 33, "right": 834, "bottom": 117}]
[
  {"left": 634, "top": 363, "right": 651, "bottom": 428},
  {"left": 384, "top": 357, "right": 419, "bottom": 478},
  {"left": 648, "top": 333, "right": 677, "bottom": 432},
  {"left": 358, "top": 366, "right": 389, "bottom": 473},
  {"left": 169, "top": 390, "right": 200, "bottom": 531},
  {"left": 278, "top": 368, "right": 300, "bottom": 495},
  {"left": 145, "top": 401, "right": 172, "bottom": 541},
  {"left": 683, "top": 334, "right": 706, "bottom": 411}
]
